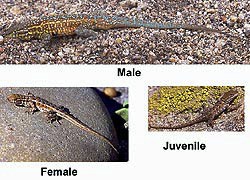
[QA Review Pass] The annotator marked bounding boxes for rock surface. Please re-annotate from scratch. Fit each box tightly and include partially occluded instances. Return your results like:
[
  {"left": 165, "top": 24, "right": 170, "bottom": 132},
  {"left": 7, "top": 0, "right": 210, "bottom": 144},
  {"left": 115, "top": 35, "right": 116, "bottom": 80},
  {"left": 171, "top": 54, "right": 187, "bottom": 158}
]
[{"left": 0, "top": 87, "right": 118, "bottom": 162}]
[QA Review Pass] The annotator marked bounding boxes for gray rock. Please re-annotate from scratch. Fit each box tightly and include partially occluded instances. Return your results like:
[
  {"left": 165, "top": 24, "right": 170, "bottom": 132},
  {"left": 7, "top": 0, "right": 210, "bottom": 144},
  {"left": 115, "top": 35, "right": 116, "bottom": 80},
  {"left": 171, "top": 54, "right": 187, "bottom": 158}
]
[{"left": 0, "top": 87, "right": 118, "bottom": 162}]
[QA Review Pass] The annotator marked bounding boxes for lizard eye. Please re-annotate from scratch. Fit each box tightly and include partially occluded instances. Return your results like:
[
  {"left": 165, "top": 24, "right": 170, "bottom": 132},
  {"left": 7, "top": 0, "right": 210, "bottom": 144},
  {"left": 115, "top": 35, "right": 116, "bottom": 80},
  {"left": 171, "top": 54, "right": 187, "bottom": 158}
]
[{"left": 13, "top": 100, "right": 25, "bottom": 106}]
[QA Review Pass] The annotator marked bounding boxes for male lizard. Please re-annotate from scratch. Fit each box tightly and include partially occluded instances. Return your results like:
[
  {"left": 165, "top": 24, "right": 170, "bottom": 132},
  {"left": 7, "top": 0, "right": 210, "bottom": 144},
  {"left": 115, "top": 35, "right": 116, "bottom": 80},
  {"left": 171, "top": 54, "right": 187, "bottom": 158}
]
[
  {"left": 7, "top": 92, "right": 118, "bottom": 153},
  {"left": 1, "top": 14, "right": 235, "bottom": 41},
  {"left": 149, "top": 89, "right": 239, "bottom": 130}
]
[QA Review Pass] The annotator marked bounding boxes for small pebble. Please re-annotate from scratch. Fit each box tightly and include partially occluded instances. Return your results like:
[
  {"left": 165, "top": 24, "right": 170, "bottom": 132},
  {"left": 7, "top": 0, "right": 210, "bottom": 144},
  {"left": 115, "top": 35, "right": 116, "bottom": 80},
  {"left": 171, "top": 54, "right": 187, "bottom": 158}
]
[
  {"left": 63, "top": 47, "right": 71, "bottom": 53},
  {"left": 125, "top": 34, "right": 130, "bottom": 40},
  {"left": 206, "top": 8, "right": 216, "bottom": 13},
  {"left": 169, "top": 57, "right": 177, "bottom": 63},
  {"left": 49, "top": 53, "right": 55, "bottom": 59},
  {"left": 10, "top": 6, "right": 21, "bottom": 15},
  {"left": 244, "top": 23, "right": 250, "bottom": 37},
  {"left": 132, "top": 54, "right": 141, "bottom": 60},
  {"left": 58, "top": 51, "right": 64, "bottom": 58},
  {"left": 196, "top": 50, "right": 203, "bottom": 58},
  {"left": 0, "top": 53, "right": 7, "bottom": 60},
  {"left": 230, "top": 15, "right": 238, "bottom": 23},
  {"left": 38, "top": 56, "right": 47, "bottom": 64},
  {"left": 176, "top": 12, "right": 182, "bottom": 16},
  {"left": 0, "top": 36, "right": 4, "bottom": 44},
  {"left": 120, "top": 0, "right": 138, "bottom": 8},
  {"left": 85, "top": 48, "right": 92, "bottom": 55},
  {"left": 221, "top": 16, "right": 227, "bottom": 23},
  {"left": 148, "top": 51, "right": 157, "bottom": 60},
  {"left": 0, "top": 47, "right": 4, "bottom": 53},
  {"left": 103, "top": 87, "right": 118, "bottom": 98},
  {"left": 137, "top": 2, "right": 148, "bottom": 11},
  {"left": 215, "top": 39, "right": 226, "bottom": 49},
  {"left": 238, "top": 13, "right": 245, "bottom": 22},
  {"left": 123, "top": 49, "right": 130, "bottom": 56},
  {"left": 187, "top": 56, "right": 194, "bottom": 62},
  {"left": 115, "top": 38, "right": 123, "bottom": 44},
  {"left": 124, "top": 58, "right": 130, "bottom": 63}
]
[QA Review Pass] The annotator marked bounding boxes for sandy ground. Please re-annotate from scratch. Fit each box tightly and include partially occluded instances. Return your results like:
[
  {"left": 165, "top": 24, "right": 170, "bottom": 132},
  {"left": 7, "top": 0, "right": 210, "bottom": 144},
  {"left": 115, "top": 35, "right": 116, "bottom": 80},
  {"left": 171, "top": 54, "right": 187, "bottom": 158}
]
[{"left": 0, "top": 0, "right": 249, "bottom": 64}]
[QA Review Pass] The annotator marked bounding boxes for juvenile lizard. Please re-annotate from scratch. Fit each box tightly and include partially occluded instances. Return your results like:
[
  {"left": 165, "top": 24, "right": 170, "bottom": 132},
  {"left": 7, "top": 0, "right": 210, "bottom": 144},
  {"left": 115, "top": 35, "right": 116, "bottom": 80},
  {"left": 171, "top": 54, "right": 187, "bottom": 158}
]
[
  {"left": 7, "top": 92, "right": 118, "bottom": 153},
  {"left": 149, "top": 89, "right": 239, "bottom": 130},
  {"left": 1, "top": 14, "right": 235, "bottom": 41}
]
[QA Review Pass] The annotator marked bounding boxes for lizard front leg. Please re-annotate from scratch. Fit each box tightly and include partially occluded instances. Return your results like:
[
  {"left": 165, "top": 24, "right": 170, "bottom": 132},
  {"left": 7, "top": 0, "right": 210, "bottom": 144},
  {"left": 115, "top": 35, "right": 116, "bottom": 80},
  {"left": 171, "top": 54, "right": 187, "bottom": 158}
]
[
  {"left": 44, "top": 111, "right": 62, "bottom": 125},
  {"left": 25, "top": 92, "right": 38, "bottom": 114},
  {"left": 37, "top": 33, "right": 53, "bottom": 45},
  {"left": 25, "top": 101, "right": 38, "bottom": 114}
]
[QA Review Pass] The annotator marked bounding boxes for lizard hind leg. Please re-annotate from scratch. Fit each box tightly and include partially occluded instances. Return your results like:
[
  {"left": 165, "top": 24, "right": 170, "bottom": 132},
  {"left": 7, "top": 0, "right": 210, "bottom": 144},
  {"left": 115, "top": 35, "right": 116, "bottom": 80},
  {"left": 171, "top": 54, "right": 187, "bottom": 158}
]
[
  {"left": 40, "top": 33, "right": 52, "bottom": 42},
  {"left": 24, "top": 103, "right": 38, "bottom": 119},
  {"left": 58, "top": 105, "right": 68, "bottom": 111},
  {"left": 207, "top": 119, "right": 215, "bottom": 128},
  {"left": 74, "top": 25, "right": 98, "bottom": 38},
  {"left": 206, "top": 113, "right": 216, "bottom": 128}
]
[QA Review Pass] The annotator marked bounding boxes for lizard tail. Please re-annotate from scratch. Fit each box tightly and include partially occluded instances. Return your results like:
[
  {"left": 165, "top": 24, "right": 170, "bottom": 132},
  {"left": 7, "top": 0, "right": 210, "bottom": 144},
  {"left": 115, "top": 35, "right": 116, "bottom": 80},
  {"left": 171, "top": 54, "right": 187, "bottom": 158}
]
[
  {"left": 112, "top": 18, "right": 238, "bottom": 38},
  {"left": 87, "top": 128, "right": 119, "bottom": 154},
  {"left": 61, "top": 113, "right": 119, "bottom": 154},
  {"left": 149, "top": 119, "right": 204, "bottom": 130},
  {"left": 78, "top": 123, "right": 119, "bottom": 154}
]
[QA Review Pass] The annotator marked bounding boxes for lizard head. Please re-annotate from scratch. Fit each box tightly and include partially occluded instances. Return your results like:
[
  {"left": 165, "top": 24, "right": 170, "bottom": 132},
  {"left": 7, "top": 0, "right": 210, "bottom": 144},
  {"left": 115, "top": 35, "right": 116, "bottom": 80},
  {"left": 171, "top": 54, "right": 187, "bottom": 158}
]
[
  {"left": 2, "top": 19, "right": 33, "bottom": 40},
  {"left": 222, "top": 89, "right": 239, "bottom": 104},
  {"left": 7, "top": 94, "right": 27, "bottom": 107},
  {"left": 7, "top": 94, "right": 19, "bottom": 103},
  {"left": 4, "top": 28, "right": 31, "bottom": 40}
]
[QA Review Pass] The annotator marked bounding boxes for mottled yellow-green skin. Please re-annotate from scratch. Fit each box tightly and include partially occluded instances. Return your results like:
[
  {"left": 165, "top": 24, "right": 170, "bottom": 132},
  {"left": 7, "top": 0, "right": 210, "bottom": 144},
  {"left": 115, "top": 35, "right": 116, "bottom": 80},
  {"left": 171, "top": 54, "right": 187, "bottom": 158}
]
[{"left": 148, "top": 86, "right": 242, "bottom": 116}]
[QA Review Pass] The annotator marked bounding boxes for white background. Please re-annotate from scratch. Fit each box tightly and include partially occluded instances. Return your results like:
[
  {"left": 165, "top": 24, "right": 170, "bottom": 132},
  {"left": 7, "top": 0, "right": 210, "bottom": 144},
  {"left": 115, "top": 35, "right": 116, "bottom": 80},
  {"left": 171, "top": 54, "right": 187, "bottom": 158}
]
[{"left": 0, "top": 65, "right": 248, "bottom": 179}]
